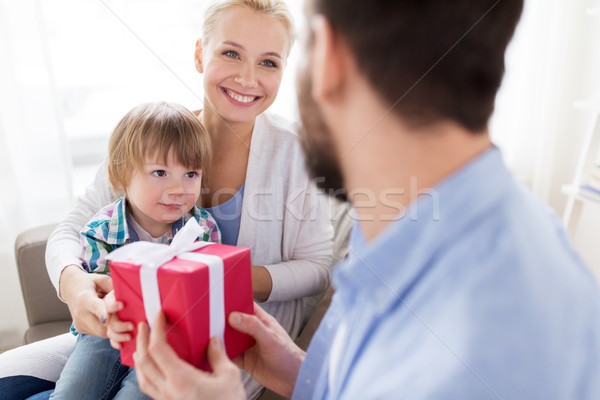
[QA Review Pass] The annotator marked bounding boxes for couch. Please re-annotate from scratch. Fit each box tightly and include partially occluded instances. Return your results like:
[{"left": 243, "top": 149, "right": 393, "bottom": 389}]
[{"left": 15, "top": 223, "right": 71, "bottom": 344}]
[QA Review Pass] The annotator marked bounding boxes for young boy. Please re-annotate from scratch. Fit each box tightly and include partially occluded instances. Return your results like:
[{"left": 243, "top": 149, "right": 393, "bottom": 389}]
[{"left": 50, "top": 101, "right": 220, "bottom": 400}]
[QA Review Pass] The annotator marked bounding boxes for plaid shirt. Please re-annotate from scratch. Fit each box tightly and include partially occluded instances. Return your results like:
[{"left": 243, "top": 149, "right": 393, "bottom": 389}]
[{"left": 80, "top": 196, "right": 221, "bottom": 274}]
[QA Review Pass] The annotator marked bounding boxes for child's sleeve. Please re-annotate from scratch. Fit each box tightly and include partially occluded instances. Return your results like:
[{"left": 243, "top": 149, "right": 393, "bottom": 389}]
[{"left": 80, "top": 223, "right": 115, "bottom": 274}]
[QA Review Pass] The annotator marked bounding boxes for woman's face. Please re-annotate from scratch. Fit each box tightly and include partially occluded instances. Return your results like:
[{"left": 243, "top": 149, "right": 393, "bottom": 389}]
[{"left": 197, "top": 7, "right": 290, "bottom": 125}]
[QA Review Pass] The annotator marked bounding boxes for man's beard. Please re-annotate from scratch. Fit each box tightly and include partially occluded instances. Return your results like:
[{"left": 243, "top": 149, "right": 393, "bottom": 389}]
[{"left": 296, "top": 67, "right": 348, "bottom": 202}]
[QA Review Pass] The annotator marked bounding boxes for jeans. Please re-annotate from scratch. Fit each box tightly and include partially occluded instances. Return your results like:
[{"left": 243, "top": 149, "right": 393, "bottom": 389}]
[
  {"left": 0, "top": 375, "right": 55, "bottom": 400},
  {"left": 49, "top": 334, "right": 151, "bottom": 400},
  {"left": 26, "top": 389, "right": 54, "bottom": 399}
]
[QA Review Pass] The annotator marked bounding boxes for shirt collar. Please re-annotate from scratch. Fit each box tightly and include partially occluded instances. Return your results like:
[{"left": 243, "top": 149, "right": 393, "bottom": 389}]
[
  {"left": 86, "top": 198, "right": 200, "bottom": 245},
  {"left": 125, "top": 203, "right": 198, "bottom": 243},
  {"left": 334, "top": 146, "right": 513, "bottom": 307}
]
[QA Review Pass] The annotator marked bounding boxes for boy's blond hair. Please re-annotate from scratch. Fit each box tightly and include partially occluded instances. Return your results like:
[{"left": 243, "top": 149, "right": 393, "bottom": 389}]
[
  {"left": 107, "top": 102, "right": 210, "bottom": 194},
  {"left": 202, "top": 0, "right": 295, "bottom": 55}
]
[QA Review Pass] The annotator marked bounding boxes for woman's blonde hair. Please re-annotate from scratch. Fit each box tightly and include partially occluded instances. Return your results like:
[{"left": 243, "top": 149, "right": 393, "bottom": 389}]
[
  {"left": 107, "top": 101, "right": 211, "bottom": 194},
  {"left": 202, "top": 0, "right": 295, "bottom": 54}
]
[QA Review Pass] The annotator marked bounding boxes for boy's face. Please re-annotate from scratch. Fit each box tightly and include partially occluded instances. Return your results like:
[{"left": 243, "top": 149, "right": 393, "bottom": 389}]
[{"left": 125, "top": 149, "right": 202, "bottom": 238}]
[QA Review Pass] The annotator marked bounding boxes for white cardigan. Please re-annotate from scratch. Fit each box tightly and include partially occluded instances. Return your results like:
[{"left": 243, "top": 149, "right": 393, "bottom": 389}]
[{"left": 46, "top": 112, "right": 334, "bottom": 340}]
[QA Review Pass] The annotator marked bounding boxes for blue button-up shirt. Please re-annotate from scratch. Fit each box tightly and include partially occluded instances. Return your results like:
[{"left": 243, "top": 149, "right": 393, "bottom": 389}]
[{"left": 294, "top": 147, "right": 600, "bottom": 399}]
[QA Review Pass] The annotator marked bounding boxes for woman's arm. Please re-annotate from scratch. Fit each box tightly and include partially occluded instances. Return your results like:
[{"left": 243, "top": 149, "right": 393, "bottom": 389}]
[
  {"left": 263, "top": 183, "right": 336, "bottom": 303},
  {"left": 45, "top": 162, "right": 115, "bottom": 296},
  {"left": 61, "top": 266, "right": 113, "bottom": 337},
  {"left": 251, "top": 266, "right": 273, "bottom": 302}
]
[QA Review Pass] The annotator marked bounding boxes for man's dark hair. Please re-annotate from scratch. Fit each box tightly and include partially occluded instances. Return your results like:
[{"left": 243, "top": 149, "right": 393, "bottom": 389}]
[{"left": 312, "top": 0, "right": 524, "bottom": 132}]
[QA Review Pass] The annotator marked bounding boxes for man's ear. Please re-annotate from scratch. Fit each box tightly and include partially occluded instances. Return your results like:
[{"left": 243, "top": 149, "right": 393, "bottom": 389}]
[
  {"left": 310, "top": 15, "right": 346, "bottom": 103},
  {"left": 194, "top": 39, "right": 204, "bottom": 73}
]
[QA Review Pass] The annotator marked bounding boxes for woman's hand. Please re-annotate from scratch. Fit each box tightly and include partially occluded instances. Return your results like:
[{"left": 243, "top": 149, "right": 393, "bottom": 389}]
[
  {"left": 60, "top": 265, "right": 113, "bottom": 337},
  {"left": 104, "top": 291, "right": 134, "bottom": 349},
  {"left": 229, "top": 303, "right": 305, "bottom": 398},
  {"left": 134, "top": 312, "right": 246, "bottom": 400}
]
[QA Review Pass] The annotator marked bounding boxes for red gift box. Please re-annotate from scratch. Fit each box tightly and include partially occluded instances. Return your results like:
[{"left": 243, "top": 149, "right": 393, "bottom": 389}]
[{"left": 109, "top": 242, "right": 255, "bottom": 371}]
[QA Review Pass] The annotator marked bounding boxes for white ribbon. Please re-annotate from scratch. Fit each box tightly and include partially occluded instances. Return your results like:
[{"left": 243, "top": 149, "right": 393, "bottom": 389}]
[
  {"left": 106, "top": 218, "right": 217, "bottom": 328},
  {"left": 177, "top": 252, "right": 225, "bottom": 344}
]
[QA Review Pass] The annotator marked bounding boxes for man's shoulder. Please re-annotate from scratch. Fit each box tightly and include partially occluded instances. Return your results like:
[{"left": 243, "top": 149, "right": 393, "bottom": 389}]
[
  {"left": 348, "top": 261, "right": 600, "bottom": 399},
  {"left": 431, "top": 188, "right": 598, "bottom": 313},
  {"left": 364, "top": 181, "right": 600, "bottom": 374}
]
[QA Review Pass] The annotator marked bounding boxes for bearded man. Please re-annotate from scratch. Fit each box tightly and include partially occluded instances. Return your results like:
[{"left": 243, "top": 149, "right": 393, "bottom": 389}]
[{"left": 135, "top": 1, "right": 600, "bottom": 399}]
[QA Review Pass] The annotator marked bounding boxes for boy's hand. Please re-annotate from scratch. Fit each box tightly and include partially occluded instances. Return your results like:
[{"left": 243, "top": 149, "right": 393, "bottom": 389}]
[{"left": 104, "top": 291, "right": 134, "bottom": 349}]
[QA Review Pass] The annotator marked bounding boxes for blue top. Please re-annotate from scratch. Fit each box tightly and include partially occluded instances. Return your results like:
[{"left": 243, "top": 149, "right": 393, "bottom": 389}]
[
  {"left": 205, "top": 183, "right": 245, "bottom": 246},
  {"left": 293, "top": 147, "right": 600, "bottom": 399}
]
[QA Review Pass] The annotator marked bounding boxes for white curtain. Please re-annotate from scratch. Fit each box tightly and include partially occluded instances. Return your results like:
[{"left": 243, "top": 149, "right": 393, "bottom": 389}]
[
  {"left": 0, "top": 0, "right": 74, "bottom": 346},
  {"left": 491, "top": 0, "right": 600, "bottom": 213},
  {"left": 0, "top": 0, "right": 210, "bottom": 347},
  {"left": 0, "top": 0, "right": 72, "bottom": 249}
]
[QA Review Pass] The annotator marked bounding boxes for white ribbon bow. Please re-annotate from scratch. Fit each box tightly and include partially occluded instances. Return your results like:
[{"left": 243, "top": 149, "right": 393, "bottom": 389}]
[{"left": 106, "top": 218, "right": 223, "bottom": 338}]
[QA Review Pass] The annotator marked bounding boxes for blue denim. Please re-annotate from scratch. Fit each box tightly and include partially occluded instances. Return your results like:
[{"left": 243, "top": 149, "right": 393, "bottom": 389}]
[
  {"left": 26, "top": 389, "right": 54, "bottom": 399},
  {"left": 49, "top": 334, "right": 150, "bottom": 400},
  {"left": 0, "top": 375, "right": 55, "bottom": 400}
]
